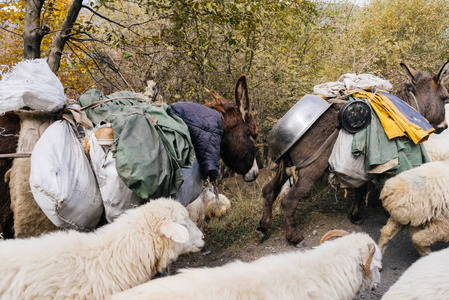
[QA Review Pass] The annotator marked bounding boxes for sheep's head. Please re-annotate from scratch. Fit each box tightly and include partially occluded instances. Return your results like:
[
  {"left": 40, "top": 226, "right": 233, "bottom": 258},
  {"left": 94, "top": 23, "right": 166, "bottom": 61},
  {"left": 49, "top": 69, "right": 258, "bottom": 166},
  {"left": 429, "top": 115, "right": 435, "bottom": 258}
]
[
  {"left": 158, "top": 200, "right": 205, "bottom": 254},
  {"left": 364, "top": 242, "right": 382, "bottom": 290},
  {"left": 320, "top": 230, "right": 382, "bottom": 291}
]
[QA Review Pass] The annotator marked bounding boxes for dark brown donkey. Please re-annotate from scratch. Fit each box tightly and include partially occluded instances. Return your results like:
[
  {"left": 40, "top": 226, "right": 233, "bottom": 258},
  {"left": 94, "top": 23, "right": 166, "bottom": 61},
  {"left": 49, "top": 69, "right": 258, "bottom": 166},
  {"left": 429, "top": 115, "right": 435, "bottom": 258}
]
[
  {"left": 257, "top": 62, "right": 449, "bottom": 245},
  {"left": 0, "top": 112, "right": 20, "bottom": 239},
  {"left": 0, "top": 75, "right": 259, "bottom": 239}
]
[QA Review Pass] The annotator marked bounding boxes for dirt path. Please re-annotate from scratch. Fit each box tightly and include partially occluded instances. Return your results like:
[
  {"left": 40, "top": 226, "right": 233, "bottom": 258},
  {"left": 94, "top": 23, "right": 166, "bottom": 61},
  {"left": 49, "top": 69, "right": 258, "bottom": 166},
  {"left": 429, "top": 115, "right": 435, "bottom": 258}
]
[{"left": 172, "top": 183, "right": 449, "bottom": 299}]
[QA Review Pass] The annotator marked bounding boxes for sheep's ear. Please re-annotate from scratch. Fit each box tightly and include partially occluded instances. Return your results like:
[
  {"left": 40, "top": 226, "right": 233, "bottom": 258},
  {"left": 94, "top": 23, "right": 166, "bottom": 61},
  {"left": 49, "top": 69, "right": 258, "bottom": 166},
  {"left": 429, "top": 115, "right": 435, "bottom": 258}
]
[{"left": 160, "top": 221, "right": 190, "bottom": 244}]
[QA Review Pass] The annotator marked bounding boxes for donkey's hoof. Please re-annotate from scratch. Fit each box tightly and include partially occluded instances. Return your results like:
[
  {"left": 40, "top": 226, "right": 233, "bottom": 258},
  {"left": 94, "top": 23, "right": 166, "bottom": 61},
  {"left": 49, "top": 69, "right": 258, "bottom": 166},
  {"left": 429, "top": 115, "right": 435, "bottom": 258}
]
[
  {"left": 295, "top": 240, "right": 307, "bottom": 248},
  {"left": 287, "top": 233, "right": 304, "bottom": 245},
  {"left": 349, "top": 213, "right": 364, "bottom": 225}
]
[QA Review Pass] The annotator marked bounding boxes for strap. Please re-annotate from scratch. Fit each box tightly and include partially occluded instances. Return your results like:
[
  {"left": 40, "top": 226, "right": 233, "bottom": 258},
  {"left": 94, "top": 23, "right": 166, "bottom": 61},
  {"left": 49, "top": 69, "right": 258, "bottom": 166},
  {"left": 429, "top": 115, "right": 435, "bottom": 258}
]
[
  {"left": 286, "top": 128, "right": 339, "bottom": 175},
  {"left": 61, "top": 106, "right": 94, "bottom": 131},
  {"left": 80, "top": 96, "right": 144, "bottom": 111}
]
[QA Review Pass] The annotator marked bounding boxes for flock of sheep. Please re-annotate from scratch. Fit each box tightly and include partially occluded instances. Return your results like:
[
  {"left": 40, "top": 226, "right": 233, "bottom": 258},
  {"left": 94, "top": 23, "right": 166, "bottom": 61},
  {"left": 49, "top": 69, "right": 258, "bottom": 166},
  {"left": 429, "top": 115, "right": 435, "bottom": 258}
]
[{"left": 2, "top": 110, "right": 449, "bottom": 299}]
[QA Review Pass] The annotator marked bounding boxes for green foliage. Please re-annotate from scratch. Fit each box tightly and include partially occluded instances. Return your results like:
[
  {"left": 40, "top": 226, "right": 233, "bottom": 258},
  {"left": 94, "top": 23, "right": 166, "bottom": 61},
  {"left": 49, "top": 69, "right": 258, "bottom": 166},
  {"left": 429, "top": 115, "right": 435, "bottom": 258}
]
[
  {"left": 3, "top": 0, "right": 449, "bottom": 147},
  {"left": 328, "top": 0, "right": 449, "bottom": 82}
]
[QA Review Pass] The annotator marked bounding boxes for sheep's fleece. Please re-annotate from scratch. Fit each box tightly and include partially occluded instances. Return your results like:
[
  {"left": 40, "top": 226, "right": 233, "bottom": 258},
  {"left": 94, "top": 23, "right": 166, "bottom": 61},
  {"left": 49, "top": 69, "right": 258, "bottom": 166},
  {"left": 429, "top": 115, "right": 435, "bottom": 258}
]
[
  {"left": 0, "top": 198, "right": 204, "bottom": 300},
  {"left": 109, "top": 232, "right": 382, "bottom": 300},
  {"left": 379, "top": 160, "right": 449, "bottom": 256},
  {"left": 382, "top": 247, "right": 449, "bottom": 299}
]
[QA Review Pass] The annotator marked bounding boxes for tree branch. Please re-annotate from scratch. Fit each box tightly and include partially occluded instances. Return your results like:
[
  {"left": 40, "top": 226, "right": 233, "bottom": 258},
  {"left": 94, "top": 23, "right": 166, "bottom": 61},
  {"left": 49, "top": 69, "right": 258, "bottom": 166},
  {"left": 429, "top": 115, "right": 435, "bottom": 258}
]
[
  {"left": 81, "top": 4, "right": 143, "bottom": 36},
  {"left": 0, "top": 26, "right": 23, "bottom": 37},
  {"left": 48, "top": 0, "right": 83, "bottom": 73}
]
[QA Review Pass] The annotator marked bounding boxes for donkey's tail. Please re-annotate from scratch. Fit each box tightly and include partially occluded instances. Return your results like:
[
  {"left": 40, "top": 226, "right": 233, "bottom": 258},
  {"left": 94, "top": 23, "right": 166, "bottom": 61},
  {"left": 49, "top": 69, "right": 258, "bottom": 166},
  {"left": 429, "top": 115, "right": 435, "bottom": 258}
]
[{"left": 272, "top": 158, "right": 290, "bottom": 190}]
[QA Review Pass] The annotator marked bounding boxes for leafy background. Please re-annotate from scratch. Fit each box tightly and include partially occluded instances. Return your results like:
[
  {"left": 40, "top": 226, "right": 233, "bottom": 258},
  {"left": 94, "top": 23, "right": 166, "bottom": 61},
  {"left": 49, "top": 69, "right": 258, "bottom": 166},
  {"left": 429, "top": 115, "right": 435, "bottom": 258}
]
[{"left": 2, "top": 0, "right": 449, "bottom": 153}]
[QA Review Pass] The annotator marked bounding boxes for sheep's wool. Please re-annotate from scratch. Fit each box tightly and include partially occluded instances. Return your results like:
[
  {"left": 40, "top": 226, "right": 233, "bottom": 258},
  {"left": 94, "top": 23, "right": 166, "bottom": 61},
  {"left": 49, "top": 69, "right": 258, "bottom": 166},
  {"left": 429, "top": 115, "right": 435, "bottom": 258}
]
[{"left": 0, "top": 198, "right": 204, "bottom": 300}]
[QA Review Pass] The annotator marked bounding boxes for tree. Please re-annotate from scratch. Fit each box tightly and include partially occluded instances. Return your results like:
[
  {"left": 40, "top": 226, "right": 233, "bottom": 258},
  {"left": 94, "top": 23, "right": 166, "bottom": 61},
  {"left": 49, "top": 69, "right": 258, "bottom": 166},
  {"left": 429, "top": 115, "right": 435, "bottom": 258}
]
[{"left": 0, "top": 0, "right": 95, "bottom": 97}]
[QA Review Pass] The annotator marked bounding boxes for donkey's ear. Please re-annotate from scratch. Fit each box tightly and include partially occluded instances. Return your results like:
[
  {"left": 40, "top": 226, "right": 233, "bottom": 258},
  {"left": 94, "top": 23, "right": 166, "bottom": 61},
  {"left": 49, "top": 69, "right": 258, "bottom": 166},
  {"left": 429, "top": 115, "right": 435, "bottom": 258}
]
[
  {"left": 435, "top": 60, "right": 449, "bottom": 85},
  {"left": 235, "top": 75, "right": 250, "bottom": 122},
  {"left": 400, "top": 62, "right": 419, "bottom": 84},
  {"left": 159, "top": 221, "right": 189, "bottom": 244}
]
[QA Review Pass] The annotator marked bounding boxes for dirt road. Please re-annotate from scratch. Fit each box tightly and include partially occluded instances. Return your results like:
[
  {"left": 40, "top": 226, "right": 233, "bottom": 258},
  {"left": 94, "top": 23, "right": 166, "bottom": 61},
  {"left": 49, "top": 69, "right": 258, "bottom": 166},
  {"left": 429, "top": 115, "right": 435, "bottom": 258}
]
[{"left": 172, "top": 202, "right": 448, "bottom": 299}]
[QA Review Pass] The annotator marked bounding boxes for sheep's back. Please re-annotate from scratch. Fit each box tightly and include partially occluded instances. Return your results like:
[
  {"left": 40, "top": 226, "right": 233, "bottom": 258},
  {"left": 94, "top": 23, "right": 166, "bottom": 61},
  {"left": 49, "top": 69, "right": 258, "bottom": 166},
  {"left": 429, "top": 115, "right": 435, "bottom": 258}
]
[
  {"left": 380, "top": 161, "right": 449, "bottom": 226},
  {"left": 381, "top": 247, "right": 449, "bottom": 300}
]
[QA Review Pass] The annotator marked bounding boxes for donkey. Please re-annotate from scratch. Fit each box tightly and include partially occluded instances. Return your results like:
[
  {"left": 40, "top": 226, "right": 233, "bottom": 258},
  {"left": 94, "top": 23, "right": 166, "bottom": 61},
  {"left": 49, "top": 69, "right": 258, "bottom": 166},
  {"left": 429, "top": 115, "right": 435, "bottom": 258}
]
[
  {"left": 1, "top": 75, "right": 259, "bottom": 239},
  {"left": 0, "top": 112, "right": 20, "bottom": 239},
  {"left": 257, "top": 61, "right": 449, "bottom": 245}
]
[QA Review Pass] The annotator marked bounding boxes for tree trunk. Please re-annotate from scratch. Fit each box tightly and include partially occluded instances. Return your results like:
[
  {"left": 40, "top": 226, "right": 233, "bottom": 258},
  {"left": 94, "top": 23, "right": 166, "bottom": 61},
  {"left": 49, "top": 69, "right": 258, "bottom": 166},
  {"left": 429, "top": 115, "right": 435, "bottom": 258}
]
[
  {"left": 47, "top": 0, "right": 83, "bottom": 74},
  {"left": 23, "top": 0, "right": 46, "bottom": 59}
]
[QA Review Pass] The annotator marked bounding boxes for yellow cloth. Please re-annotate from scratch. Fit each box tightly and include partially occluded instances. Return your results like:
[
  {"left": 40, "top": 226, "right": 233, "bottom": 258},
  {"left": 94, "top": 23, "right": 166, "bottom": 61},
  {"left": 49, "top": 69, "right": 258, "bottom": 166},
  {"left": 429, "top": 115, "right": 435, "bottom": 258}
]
[{"left": 351, "top": 90, "right": 434, "bottom": 144}]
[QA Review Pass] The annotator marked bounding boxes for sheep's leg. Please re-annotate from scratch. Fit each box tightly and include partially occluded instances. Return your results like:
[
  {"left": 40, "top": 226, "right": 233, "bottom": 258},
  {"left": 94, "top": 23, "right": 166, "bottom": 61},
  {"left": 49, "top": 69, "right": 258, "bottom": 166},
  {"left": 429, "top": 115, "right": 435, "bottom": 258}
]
[
  {"left": 257, "top": 160, "right": 289, "bottom": 241},
  {"left": 378, "top": 217, "right": 405, "bottom": 255},
  {"left": 408, "top": 225, "right": 437, "bottom": 256}
]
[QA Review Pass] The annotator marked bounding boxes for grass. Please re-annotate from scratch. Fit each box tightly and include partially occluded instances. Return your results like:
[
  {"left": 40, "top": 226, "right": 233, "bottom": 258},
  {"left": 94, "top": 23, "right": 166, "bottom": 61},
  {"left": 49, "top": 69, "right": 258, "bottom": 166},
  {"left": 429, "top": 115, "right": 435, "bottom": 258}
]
[
  {"left": 199, "top": 169, "right": 350, "bottom": 251},
  {"left": 200, "top": 174, "right": 274, "bottom": 250}
]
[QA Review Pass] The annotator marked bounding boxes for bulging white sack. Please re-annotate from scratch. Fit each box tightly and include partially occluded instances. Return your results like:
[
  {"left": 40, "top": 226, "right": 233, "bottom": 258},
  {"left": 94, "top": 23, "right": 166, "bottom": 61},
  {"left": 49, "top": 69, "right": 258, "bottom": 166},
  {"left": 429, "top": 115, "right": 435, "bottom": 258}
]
[
  {"left": 0, "top": 59, "right": 67, "bottom": 113},
  {"left": 328, "top": 129, "right": 372, "bottom": 188},
  {"left": 89, "top": 130, "right": 143, "bottom": 222},
  {"left": 29, "top": 120, "right": 103, "bottom": 230}
]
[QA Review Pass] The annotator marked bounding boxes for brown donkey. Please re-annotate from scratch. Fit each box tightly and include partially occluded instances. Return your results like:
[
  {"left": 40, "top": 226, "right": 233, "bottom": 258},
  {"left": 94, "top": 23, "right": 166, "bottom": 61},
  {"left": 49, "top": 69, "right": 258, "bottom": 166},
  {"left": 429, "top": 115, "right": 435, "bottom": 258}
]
[
  {"left": 0, "top": 75, "right": 259, "bottom": 239},
  {"left": 258, "top": 62, "right": 449, "bottom": 245}
]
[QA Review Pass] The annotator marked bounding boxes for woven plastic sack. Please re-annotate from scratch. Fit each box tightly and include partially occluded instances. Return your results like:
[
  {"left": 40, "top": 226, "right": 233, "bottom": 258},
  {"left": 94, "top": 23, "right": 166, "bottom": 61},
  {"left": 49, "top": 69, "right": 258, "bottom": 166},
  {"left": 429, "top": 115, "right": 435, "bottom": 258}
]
[
  {"left": 88, "top": 128, "right": 143, "bottom": 222},
  {"left": 0, "top": 59, "right": 67, "bottom": 113},
  {"left": 328, "top": 129, "right": 372, "bottom": 188},
  {"left": 29, "top": 120, "right": 103, "bottom": 230},
  {"left": 174, "top": 159, "right": 204, "bottom": 206}
]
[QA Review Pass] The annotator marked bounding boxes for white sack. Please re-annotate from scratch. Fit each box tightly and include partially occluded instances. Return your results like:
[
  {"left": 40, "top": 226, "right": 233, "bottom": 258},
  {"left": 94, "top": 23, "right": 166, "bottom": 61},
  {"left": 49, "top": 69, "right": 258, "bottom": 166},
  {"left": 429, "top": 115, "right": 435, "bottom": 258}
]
[
  {"left": 313, "top": 73, "right": 393, "bottom": 98},
  {"left": 89, "top": 131, "right": 143, "bottom": 222},
  {"left": 30, "top": 120, "right": 103, "bottom": 230},
  {"left": 328, "top": 129, "right": 372, "bottom": 188},
  {"left": 0, "top": 59, "right": 67, "bottom": 113}
]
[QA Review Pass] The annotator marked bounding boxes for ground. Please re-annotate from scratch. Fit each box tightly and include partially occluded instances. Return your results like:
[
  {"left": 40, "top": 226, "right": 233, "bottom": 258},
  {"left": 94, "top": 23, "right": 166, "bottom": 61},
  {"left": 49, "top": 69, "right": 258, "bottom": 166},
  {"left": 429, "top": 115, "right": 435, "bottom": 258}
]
[{"left": 171, "top": 167, "right": 449, "bottom": 299}]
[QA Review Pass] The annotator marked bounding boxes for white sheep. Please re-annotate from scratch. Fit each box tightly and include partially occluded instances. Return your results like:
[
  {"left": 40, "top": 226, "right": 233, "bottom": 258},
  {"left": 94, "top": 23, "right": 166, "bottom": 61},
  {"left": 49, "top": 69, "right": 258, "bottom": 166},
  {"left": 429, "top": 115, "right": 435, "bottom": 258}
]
[
  {"left": 186, "top": 186, "right": 231, "bottom": 224},
  {"left": 381, "top": 246, "right": 449, "bottom": 299},
  {"left": 109, "top": 230, "right": 382, "bottom": 300},
  {"left": 0, "top": 198, "right": 204, "bottom": 300},
  {"left": 378, "top": 160, "right": 449, "bottom": 256},
  {"left": 424, "top": 103, "right": 449, "bottom": 162}
]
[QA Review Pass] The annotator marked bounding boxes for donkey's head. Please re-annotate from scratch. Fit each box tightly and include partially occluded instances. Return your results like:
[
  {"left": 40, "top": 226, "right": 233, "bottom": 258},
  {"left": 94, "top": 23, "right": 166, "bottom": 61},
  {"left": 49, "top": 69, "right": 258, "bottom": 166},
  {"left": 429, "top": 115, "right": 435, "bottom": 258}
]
[
  {"left": 206, "top": 75, "right": 259, "bottom": 182},
  {"left": 398, "top": 61, "right": 449, "bottom": 134}
]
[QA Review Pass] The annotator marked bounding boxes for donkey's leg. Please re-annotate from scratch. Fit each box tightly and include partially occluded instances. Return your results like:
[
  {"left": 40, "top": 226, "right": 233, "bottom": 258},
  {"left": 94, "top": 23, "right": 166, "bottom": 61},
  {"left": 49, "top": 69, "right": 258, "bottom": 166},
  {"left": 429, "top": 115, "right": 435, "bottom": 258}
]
[
  {"left": 281, "top": 177, "right": 313, "bottom": 245},
  {"left": 282, "top": 156, "right": 333, "bottom": 245},
  {"left": 349, "top": 183, "right": 367, "bottom": 224},
  {"left": 257, "top": 160, "right": 289, "bottom": 240}
]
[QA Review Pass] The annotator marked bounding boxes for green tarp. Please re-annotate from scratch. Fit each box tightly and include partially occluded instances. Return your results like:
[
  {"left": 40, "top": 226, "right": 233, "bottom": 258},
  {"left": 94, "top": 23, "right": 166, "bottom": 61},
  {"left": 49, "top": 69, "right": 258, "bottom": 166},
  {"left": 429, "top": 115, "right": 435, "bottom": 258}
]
[
  {"left": 352, "top": 105, "right": 430, "bottom": 185},
  {"left": 79, "top": 89, "right": 195, "bottom": 200}
]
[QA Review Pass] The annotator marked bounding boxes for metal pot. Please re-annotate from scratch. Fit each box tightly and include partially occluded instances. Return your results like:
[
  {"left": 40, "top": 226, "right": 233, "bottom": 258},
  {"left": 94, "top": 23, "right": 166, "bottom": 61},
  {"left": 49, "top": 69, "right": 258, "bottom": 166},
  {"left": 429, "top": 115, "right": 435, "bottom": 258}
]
[{"left": 267, "top": 94, "right": 332, "bottom": 162}]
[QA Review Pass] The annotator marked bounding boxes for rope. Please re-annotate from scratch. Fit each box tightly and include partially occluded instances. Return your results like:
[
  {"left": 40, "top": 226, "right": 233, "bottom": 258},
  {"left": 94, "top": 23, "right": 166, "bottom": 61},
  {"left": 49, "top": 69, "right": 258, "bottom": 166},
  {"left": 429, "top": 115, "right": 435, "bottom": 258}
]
[
  {"left": 409, "top": 91, "right": 420, "bottom": 113},
  {"left": 0, "top": 153, "right": 32, "bottom": 158}
]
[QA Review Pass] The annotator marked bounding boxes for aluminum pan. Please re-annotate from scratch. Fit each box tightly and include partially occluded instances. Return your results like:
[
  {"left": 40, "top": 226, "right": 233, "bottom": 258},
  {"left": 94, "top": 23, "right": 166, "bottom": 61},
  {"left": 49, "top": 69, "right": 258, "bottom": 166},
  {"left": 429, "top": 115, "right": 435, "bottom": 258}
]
[{"left": 267, "top": 94, "right": 332, "bottom": 162}]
